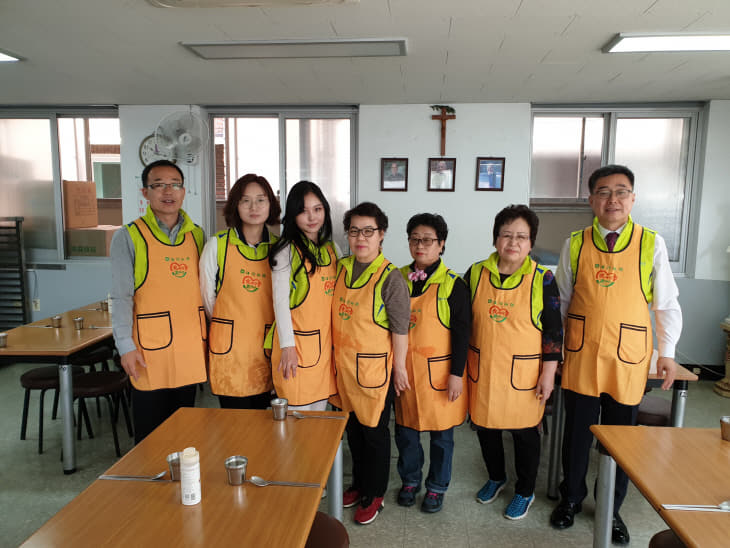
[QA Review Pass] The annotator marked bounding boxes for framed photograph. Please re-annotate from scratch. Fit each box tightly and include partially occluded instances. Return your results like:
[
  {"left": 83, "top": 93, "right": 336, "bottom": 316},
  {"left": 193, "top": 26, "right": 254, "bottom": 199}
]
[
  {"left": 475, "top": 157, "right": 505, "bottom": 191},
  {"left": 427, "top": 157, "right": 456, "bottom": 192},
  {"left": 380, "top": 158, "right": 408, "bottom": 191}
]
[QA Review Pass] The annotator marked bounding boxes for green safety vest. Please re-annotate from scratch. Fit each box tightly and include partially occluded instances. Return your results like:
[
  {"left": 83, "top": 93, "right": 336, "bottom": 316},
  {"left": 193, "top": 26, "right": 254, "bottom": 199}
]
[
  {"left": 214, "top": 227, "right": 278, "bottom": 294},
  {"left": 399, "top": 261, "right": 459, "bottom": 329},
  {"left": 338, "top": 253, "right": 396, "bottom": 330}
]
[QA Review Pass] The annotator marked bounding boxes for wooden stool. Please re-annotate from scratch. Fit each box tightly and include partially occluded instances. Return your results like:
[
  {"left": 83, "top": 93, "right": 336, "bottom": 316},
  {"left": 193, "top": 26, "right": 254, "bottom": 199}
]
[
  {"left": 20, "top": 365, "right": 86, "bottom": 454},
  {"left": 637, "top": 394, "right": 672, "bottom": 426},
  {"left": 649, "top": 529, "right": 686, "bottom": 548},
  {"left": 73, "top": 371, "right": 133, "bottom": 457},
  {"left": 305, "top": 512, "right": 349, "bottom": 548}
]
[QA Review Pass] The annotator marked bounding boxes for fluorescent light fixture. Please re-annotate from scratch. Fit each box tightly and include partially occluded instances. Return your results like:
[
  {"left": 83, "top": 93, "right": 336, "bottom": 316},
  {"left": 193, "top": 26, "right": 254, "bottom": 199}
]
[
  {"left": 0, "top": 48, "right": 22, "bottom": 62},
  {"left": 604, "top": 33, "right": 730, "bottom": 53},
  {"left": 182, "top": 38, "right": 407, "bottom": 59}
]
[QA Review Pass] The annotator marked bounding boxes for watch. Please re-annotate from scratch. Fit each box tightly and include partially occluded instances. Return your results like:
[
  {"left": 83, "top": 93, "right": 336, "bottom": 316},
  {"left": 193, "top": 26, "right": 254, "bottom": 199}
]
[{"left": 138, "top": 134, "right": 175, "bottom": 166}]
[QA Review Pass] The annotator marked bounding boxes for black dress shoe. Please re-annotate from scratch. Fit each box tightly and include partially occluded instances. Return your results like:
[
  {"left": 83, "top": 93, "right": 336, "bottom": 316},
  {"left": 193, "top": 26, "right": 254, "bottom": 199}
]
[
  {"left": 612, "top": 513, "right": 630, "bottom": 545},
  {"left": 550, "top": 500, "right": 582, "bottom": 529}
]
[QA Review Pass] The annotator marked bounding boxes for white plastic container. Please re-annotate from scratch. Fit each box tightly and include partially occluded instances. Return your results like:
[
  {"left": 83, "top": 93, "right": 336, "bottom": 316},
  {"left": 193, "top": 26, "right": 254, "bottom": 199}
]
[{"left": 180, "top": 446, "right": 201, "bottom": 505}]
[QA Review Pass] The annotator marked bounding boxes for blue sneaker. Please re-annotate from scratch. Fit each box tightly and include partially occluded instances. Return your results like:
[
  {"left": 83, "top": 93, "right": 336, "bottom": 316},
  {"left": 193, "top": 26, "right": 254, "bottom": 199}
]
[
  {"left": 504, "top": 493, "right": 535, "bottom": 520},
  {"left": 476, "top": 479, "right": 506, "bottom": 504}
]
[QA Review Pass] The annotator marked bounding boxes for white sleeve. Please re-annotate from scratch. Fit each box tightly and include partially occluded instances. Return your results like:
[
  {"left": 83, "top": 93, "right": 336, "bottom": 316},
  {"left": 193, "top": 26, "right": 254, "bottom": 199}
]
[
  {"left": 650, "top": 234, "right": 682, "bottom": 358},
  {"left": 199, "top": 236, "right": 219, "bottom": 319},
  {"left": 555, "top": 237, "right": 573, "bottom": 322},
  {"left": 272, "top": 245, "right": 295, "bottom": 349}
]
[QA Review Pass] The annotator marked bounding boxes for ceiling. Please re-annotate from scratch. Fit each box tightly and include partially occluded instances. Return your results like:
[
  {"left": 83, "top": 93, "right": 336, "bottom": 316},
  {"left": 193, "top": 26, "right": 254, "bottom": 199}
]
[{"left": 2, "top": 0, "right": 730, "bottom": 106}]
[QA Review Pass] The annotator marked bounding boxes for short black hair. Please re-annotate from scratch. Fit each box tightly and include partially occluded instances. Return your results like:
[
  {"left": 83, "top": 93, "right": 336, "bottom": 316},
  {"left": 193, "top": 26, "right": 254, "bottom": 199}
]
[
  {"left": 343, "top": 202, "right": 388, "bottom": 232},
  {"left": 492, "top": 204, "right": 539, "bottom": 248},
  {"left": 141, "top": 160, "right": 184, "bottom": 188},
  {"left": 588, "top": 164, "right": 634, "bottom": 193},
  {"left": 407, "top": 213, "right": 448, "bottom": 255}
]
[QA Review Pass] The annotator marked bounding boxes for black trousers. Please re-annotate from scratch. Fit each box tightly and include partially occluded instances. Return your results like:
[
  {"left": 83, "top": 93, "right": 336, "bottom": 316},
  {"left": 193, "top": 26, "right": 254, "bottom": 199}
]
[
  {"left": 131, "top": 384, "right": 197, "bottom": 444},
  {"left": 477, "top": 426, "right": 541, "bottom": 496},
  {"left": 345, "top": 381, "right": 396, "bottom": 499},
  {"left": 559, "top": 389, "right": 638, "bottom": 514},
  {"left": 218, "top": 392, "right": 271, "bottom": 410}
]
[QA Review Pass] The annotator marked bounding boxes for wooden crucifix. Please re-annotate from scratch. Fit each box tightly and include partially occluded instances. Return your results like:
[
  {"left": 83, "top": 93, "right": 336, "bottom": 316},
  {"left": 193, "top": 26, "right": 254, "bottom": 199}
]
[{"left": 431, "top": 105, "right": 456, "bottom": 156}]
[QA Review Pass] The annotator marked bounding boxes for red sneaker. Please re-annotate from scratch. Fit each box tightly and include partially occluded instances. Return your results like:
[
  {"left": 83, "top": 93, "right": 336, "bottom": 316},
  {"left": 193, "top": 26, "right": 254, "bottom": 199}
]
[
  {"left": 354, "top": 496, "right": 384, "bottom": 525},
  {"left": 343, "top": 487, "right": 361, "bottom": 508}
]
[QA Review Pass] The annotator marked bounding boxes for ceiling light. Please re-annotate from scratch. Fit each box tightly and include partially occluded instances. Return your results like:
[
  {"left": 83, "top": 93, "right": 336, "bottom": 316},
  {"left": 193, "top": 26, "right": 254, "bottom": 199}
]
[
  {"left": 604, "top": 33, "right": 730, "bottom": 53},
  {"left": 182, "top": 38, "right": 407, "bottom": 59},
  {"left": 0, "top": 49, "right": 21, "bottom": 62}
]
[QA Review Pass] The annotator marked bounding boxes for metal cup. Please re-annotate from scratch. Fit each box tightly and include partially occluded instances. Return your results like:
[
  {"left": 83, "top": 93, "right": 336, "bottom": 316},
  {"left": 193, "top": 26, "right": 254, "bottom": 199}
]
[
  {"left": 51, "top": 315, "right": 62, "bottom": 328},
  {"left": 73, "top": 316, "right": 84, "bottom": 330},
  {"left": 225, "top": 455, "right": 248, "bottom": 485},
  {"left": 0, "top": 332, "right": 7, "bottom": 348},
  {"left": 271, "top": 398, "right": 288, "bottom": 421},
  {"left": 167, "top": 452, "right": 181, "bottom": 481},
  {"left": 100, "top": 300, "right": 109, "bottom": 311},
  {"left": 721, "top": 416, "right": 730, "bottom": 442}
]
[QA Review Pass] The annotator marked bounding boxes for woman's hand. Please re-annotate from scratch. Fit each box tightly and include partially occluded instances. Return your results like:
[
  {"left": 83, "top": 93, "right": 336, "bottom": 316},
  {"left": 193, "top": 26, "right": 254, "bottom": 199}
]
[
  {"left": 278, "top": 346, "right": 298, "bottom": 380},
  {"left": 393, "top": 365, "right": 411, "bottom": 396},
  {"left": 535, "top": 360, "right": 558, "bottom": 405},
  {"left": 120, "top": 349, "right": 147, "bottom": 381},
  {"left": 447, "top": 374, "right": 463, "bottom": 402}
]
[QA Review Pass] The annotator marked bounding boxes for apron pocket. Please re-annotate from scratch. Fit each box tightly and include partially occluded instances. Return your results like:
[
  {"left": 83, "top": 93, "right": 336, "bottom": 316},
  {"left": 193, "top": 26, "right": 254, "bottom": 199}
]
[
  {"left": 427, "top": 355, "right": 452, "bottom": 391},
  {"left": 294, "top": 329, "right": 322, "bottom": 368},
  {"left": 356, "top": 352, "right": 388, "bottom": 388},
  {"left": 510, "top": 354, "right": 541, "bottom": 391},
  {"left": 617, "top": 323, "right": 648, "bottom": 364},
  {"left": 199, "top": 306, "right": 207, "bottom": 341},
  {"left": 209, "top": 318, "right": 234, "bottom": 355},
  {"left": 467, "top": 345, "right": 480, "bottom": 383},
  {"left": 136, "top": 311, "right": 172, "bottom": 351},
  {"left": 564, "top": 313, "right": 585, "bottom": 352}
]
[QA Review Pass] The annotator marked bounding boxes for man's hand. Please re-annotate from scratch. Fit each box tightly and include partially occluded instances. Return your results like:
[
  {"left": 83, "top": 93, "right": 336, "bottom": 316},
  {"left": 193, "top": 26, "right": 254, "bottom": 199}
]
[
  {"left": 278, "top": 346, "right": 298, "bottom": 380},
  {"left": 120, "top": 349, "right": 147, "bottom": 381},
  {"left": 447, "top": 374, "right": 463, "bottom": 402},
  {"left": 393, "top": 365, "right": 411, "bottom": 396},
  {"left": 656, "top": 356, "right": 678, "bottom": 390}
]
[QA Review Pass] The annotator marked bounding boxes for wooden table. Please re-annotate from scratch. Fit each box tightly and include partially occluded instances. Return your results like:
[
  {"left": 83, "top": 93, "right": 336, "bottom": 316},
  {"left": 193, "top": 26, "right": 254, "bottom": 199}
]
[
  {"left": 546, "top": 365, "right": 700, "bottom": 499},
  {"left": 0, "top": 302, "right": 112, "bottom": 474},
  {"left": 21, "top": 407, "right": 348, "bottom": 548},
  {"left": 591, "top": 425, "right": 730, "bottom": 548}
]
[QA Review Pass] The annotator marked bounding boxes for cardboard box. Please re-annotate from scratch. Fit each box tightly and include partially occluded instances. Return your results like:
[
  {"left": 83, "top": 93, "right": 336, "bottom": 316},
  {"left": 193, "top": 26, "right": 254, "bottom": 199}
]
[
  {"left": 63, "top": 180, "right": 99, "bottom": 229},
  {"left": 65, "top": 225, "right": 120, "bottom": 257}
]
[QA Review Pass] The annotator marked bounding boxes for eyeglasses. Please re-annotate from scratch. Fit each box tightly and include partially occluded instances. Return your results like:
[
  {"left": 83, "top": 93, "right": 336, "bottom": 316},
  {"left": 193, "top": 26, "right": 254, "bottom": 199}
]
[
  {"left": 408, "top": 236, "right": 438, "bottom": 247},
  {"left": 593, "top": 188, "right": 633, "bottom": 200},
  {"left": 347, "top": 227, "right": 378, "bottom": 238},
  {"left": 240, "top": 197, "right": 269, "bottom": 209},
  {"left": 148, "top": 182, "right": 184, "bottom": 191},
  {"left": 498, "top": 232, "right": 530, "bottom": 243}
]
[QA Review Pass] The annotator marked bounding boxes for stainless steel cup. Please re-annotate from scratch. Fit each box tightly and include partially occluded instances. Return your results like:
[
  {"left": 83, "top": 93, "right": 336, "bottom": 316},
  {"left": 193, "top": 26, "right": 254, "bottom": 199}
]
[
  {"left": 167, "top": 452, "right": 181, "bottom": 481},
  {"left": 100, "top": 300, "right": 109, "bottom": 311},
  {"left": 51, "top": 315, "right": 62, "bottom": 328},
  {"left": 225, "top": 455, "right": 247, "bottom": 485},
  {"left": 0, "top": 332, "right": 7, "bottom": 348},
  {"left": 721, "top": 416, "right": 730, "bottom": 442},
  {"left": 271, "top": 398, "right": 288, "bottom": 420},
  {"left": 73, "top": 317, "right": 84, "bottom": 330}
]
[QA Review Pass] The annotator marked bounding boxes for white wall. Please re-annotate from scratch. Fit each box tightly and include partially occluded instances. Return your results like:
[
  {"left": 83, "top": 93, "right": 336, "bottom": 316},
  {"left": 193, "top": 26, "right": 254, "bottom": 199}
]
[{"left": 358, "top": 104, "right": 531, "bottom": 273}]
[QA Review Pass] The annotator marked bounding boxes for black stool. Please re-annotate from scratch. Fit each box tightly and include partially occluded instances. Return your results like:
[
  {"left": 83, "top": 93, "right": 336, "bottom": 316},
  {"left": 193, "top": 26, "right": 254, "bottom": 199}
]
[{"left": 649, "top": 529, "right": 686, "bottom": 548}]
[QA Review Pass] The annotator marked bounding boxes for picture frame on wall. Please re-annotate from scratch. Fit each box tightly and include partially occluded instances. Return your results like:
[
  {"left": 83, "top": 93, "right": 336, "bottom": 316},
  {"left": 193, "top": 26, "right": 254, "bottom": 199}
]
[
  {"left": 427, "top": 157, "right": 456, "bottom": 192},
  {"left": 380, "top": 158, "right": 408, "bottom": 191},
  {"left": 475, "top": 157, "right": 505, "bottom": 191}
]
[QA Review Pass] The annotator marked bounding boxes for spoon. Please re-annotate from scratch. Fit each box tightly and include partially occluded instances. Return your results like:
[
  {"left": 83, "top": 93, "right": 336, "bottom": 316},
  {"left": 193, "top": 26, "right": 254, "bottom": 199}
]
[
  {"left": 99, "top": 471, "right": 167, "bottom": 481},
  {"left": 290, "top": 411, "right": 346, "bottom": 420},
  {"left": 662, "top": 501, "right": 730, "bottom": 511},
  {"left": 247, "top": 475, "right": 320, "bottom": 488}
]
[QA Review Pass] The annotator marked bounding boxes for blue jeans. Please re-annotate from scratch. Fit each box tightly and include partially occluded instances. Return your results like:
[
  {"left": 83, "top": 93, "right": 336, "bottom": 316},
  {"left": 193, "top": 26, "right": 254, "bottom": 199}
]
[{"left": 395, "top": 424, "right": 454, "bottom": 494}]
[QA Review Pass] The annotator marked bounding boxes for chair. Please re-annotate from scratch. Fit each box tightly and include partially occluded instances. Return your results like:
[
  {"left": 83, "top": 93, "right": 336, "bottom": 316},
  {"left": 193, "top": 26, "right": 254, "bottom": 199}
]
[
  {"left": 649, "top": 529, "right": 686, "bottom": 548},
  {"left": 305, "top": 511, "right": 349, "bottom": 548},
  {"left": 636, "top": 392, "right": 672, "bottom": 427},
  {"left": 73, "top": 371, "right": 133, "bottom": 457},
  {"left": 20, "top": 365, "right": 86, "bottom": 454},
  {"left": 70, "top": 345, "right": 115, "bottom": 372}
]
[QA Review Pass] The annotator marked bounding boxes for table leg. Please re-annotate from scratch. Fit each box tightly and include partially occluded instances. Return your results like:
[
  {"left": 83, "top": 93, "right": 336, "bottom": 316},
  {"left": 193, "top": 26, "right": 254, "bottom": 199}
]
[
  {"left": 670, "top": 380, "right": 688, "bottom": 427},
  {"left": 59, "top": 359, "right": 76, "bottom": 474},
  {"left": 327, "top": 440, "right": 343, "bottom": 522},
  {"left": 547, "top": 383, "right": 564, "bottom": 500},
  {"left": 594, "top": 451, "right": 616, "bottom": 548}
]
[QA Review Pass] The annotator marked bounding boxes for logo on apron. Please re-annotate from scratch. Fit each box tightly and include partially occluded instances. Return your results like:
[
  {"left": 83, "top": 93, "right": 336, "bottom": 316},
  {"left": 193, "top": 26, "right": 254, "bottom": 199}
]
[
  {"left": 595, "top": 269, "right": 618, "bottom": 287},
  {"left": 170, "top": 262, "right": 188, "bottom": 278},
  {"left": 338, "top": 303, "right": 353, "bottom": 320},
  {"left": 324, "top": 279, "right": 335, "bottom": 296},
  {"left": 242, "top": 275, "right": 261, "bottom": 292},
  {"left": 489, "top": 305, "right": 509, "bottom": 323}
]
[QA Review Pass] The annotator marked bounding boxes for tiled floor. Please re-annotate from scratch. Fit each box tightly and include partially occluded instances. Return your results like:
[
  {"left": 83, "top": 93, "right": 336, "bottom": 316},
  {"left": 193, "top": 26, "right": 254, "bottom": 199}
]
[{"left": 1, "top": 360, "right": 727, "bottom": 547}]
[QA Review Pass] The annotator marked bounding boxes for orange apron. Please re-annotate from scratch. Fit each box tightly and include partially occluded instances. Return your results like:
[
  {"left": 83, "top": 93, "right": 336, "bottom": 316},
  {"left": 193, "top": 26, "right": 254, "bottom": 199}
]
[
  {"left": 395, "top": 282, "right": 468, "bottom": 431},
  {"left": 468, "top": 261, "right": 544, "bottom": 429},
  {"left": 208, "top": 230, "right": 274, "bottom": 397},
  {"left": 562, "top": 225, "right": 652, "bottom": 406},
  {"left": 332, "top": 255, "right": 394, "bottom": 427},
  {"left": 131, "top": 219, "right": 207, "bottom": 391},
  {"left": 270, "top": 244, "right": 337, "bottom": 405}
]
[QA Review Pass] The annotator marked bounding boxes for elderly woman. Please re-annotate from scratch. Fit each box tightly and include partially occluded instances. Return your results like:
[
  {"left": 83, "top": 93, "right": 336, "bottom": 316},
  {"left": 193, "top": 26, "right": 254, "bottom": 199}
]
[
  {"left": 199, "top": 173, "right": 281, "bottom": 409},
  {"left": 465, "top": 204, "right": 562, "bottom": 521},
  {"left": 332, "top": 202, "right": 410, "bottom": 525},
  {"left": 394, "top": 213, "right": 470, "bottom": 514}
]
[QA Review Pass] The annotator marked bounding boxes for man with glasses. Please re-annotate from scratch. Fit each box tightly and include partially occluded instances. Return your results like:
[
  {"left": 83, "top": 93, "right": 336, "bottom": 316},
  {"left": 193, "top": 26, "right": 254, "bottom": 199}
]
[
  {"left": 110, "top": 159, "right": 207, "bottom": 443},
  {"left": 550, "top": 165, "right": 682, "bottom": 545}
]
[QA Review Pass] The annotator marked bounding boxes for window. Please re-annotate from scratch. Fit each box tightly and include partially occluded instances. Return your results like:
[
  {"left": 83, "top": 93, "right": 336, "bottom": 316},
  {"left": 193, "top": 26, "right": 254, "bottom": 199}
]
[{"left": 530, "top": 106, "right": 702, "bottom": 272}]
